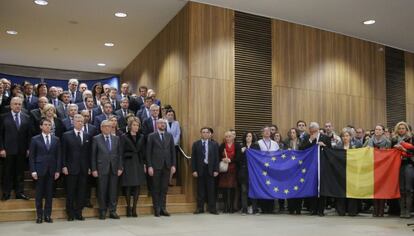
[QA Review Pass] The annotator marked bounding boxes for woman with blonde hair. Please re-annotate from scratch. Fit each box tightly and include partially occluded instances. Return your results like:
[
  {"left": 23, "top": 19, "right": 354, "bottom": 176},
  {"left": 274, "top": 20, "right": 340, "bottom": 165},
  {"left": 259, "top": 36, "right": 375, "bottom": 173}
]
[
  {"left": 391, "top": 121, "right": 414, "bottom": 218},
  {"left": 40, "top": 103, "right": 64, "bottom": 138},
  {"left": 218, "top": 130, "right": 240, "bottom": 213}
]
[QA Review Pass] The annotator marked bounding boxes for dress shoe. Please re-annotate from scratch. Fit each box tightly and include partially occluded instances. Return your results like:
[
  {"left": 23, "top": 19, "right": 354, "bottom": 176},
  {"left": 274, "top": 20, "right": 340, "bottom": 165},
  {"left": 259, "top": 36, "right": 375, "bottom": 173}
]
[
  {"left": 154, "top": 209, "right": 160, "bottom": 217},
  {"left": 16, "top": 193, "right": 30, "bottom": 200},
  {"left": 193, "top": 209, "right": 204, "bottom": 214},
  {"left": 109, "top": 212, "right": 120, "bottom": 219},
  {"left": 1, "top": 194, "right": 10, "bottom": 201},
  {"left": 44, "top": 216, "right": 53, "bottom": 223},
  {"left": 160, "top": 209, "right": 170, "bottom": 217},
  {"left": 99, "top": 214, "right": 106, "bottom": 220},
  {"left": 67, "top": 216, "right": 74, "bottom": 221},
  {"left": 75, "top": 215, "right": 85, "bottom": 221},
  {"left": 132, "top": 208, "right": 138, "bottom": 217},
  {"left": 126, "top": 207, "right": 132, "bottom": 217},
  {"left": 209, "top": 210, "right": 219, "bottom": 215},
  {"left": 36, "top": 218, "right": 43, "bottom": 224}
]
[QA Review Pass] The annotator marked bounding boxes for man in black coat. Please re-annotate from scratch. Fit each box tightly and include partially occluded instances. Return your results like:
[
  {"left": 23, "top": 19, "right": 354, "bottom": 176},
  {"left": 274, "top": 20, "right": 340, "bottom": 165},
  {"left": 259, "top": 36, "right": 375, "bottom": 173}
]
[
  {"left": 192, "top": 127, "right": 219, "bottom": 215},
  {"left": 141, "top": 103, "right": 159, "bottom": 138},
  {"left": 114, "top": 97, "right": 134, "bottom": 132},
  {"left": 300, "top": 121, "right": 331, "bottom": 216},
  {"left": 0, "top": 97, "right": 32, "bottom": 201},
  {"left": 146, "top": 119, "right": 176, "bottom": 217},
  {"left": 62, "top": 114, "right": 91, "bottom": 221},
  {"left": 29, "top": 118, "right": 61, "bottom": 223}
]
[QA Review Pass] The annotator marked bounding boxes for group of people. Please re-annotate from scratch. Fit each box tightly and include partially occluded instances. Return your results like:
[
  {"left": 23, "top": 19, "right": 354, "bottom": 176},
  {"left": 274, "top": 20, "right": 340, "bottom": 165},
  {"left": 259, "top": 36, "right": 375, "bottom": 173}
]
[
  {"left": 191, "top": 120, "right": 414, "bottom": 219},
  {"left": 0, "top": 78, "right": 180, "bottom": 223}
]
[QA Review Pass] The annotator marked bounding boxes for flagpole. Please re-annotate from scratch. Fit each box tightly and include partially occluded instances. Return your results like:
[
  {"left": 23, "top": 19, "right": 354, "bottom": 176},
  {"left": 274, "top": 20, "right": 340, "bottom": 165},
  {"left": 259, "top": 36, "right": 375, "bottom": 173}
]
[{"left": 317, "top": 146, "right": 320, "bottom": 198}]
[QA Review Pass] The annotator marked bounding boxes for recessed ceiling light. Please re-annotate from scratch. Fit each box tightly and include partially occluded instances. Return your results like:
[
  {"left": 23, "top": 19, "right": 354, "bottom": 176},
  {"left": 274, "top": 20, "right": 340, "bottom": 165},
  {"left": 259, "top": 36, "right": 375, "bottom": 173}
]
[
  {"left": 34, "top": 0, "right": 48, "bottom": 6},
  {"left": 104, "top": 42, "right": 114, "bottom": 47},
  {"left": 363, "top": 19, "right": 376, "bottom": 25},
  {"left": 97, "top": 63, "right": 106, "bottom": 67},
  {"left": 6, "top": 30, "right": 18, "bottom": 35},
  {"left": 115, "top": 12, "right": 127, "bottom": 18}
]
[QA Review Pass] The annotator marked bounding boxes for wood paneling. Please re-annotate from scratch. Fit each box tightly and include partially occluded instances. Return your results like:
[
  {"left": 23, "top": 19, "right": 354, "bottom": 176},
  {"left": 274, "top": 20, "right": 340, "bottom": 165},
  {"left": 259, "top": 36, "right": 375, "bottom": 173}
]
[
  {"left": 273, "top": 20, "right": 386, "bottom": 135},
  {"left": 188, "top": 3, "right": 235, "bottom": 143},
  {"left": 406, "top": 52, "right": 414, "bottom": 125}
]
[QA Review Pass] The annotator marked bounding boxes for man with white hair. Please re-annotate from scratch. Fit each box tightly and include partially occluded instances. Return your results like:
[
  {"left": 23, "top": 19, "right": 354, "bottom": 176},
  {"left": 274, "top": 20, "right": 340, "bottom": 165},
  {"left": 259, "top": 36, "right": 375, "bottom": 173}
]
[
  {"left": 48, "top": 86, "right": 62, "bottom": 107},
  {"left": 300, "top": 121, "right": 331, "bottom": 216},
  {"left": 1, "top": 78, "right": 11, "bottom": 98},
  {"left": 68, "top": 79, "right": 82, "bottom": 103},
  {"left": 78, "top": 83, "right": 88, "bottom": 94},
  {"left": 62, "top": 104, "right": 78, "bottom": 131}
]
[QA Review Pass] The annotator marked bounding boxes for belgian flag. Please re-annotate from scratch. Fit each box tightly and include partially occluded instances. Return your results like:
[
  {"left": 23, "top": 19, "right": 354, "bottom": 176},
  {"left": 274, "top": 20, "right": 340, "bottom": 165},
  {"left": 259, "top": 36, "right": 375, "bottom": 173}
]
[{"left": 320, "top": 147, "right": 401, "bottom": 199}]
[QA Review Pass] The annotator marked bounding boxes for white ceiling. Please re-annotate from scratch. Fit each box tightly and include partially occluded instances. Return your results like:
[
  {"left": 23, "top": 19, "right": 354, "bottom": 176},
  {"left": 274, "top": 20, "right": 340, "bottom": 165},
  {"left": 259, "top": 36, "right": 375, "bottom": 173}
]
[
  {"left": 194, "top": 0, "right": 414, "bottom": 53},
  {"left": 1, "top": 0, "right": 413, "bottom": 75},
  {"left": 0, "top": 0, "right": 187, "bottom": 74}
]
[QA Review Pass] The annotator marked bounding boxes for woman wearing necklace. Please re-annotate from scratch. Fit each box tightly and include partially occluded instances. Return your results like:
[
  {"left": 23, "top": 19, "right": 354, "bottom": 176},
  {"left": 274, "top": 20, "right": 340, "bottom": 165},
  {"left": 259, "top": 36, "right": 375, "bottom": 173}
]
[
  {"left": 238, "top": 131, "right": 259, "bottom": 215},
  {"left": 335, "top": 130, "right": 363, "bottom": 216},
  {"left": 364, "top": 125, "right": 391, "bottom": 217},
  {"left": 391, "top": 121, "right": 414, "bottom": 218},
  {"left": 120, "top": 117, "right": 146, "bottom": 217},
  {"left": 218, "top": 131, "right": 241, "bottom": 213}
]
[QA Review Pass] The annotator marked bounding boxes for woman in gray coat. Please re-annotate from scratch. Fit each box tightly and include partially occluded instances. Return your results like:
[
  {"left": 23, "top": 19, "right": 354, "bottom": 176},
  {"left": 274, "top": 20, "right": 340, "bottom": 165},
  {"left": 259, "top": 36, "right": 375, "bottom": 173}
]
[{"left": 121, "top": 117, "right": 146, "bottom": 217}]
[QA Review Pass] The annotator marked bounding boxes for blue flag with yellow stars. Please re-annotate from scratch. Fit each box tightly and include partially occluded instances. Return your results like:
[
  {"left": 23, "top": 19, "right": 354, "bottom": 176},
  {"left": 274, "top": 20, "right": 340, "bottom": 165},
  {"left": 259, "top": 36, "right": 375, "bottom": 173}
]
[{"left": 247, "top": 145, "right": 319, "bottom": 199}]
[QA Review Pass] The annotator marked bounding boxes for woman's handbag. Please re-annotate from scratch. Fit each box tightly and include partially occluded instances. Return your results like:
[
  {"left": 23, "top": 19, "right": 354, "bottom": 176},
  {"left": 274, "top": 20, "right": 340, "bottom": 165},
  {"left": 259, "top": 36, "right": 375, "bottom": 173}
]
[{"left": 219, "top": 149, "right": 229, "bottom": 173}]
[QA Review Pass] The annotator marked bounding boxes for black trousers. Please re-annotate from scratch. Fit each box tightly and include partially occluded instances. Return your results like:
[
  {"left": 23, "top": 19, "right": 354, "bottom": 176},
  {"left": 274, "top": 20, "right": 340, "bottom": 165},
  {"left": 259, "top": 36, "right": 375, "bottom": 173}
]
[
  {"left": 336, "top": 198, "right": 359, "bottom": 216},
  {"left": 310, "top": 196, "right": 326, "bottom": 214},
  {"left": 197, "top": 164, "right": 216, "bottom": 212},
  {"left": 85, "top": 175, "right": 96, "bottom": 202},
  {"left": 2, "top": 154, "right": 25, "bottom": 195},
  {"left": 152, "top": 167, "right": 170, "bottom": 211},
  {"left": 97, "top": 171, "right": 119, "bottom": 213},
  {"left": 66, "top": 174, "right": 88, "bottom": 217},
  {"left": 35, "top": 172, "right": 54, "bottom": 218},
  {"left": 288, "top": 198, "right": 303, "bottom": 214}
]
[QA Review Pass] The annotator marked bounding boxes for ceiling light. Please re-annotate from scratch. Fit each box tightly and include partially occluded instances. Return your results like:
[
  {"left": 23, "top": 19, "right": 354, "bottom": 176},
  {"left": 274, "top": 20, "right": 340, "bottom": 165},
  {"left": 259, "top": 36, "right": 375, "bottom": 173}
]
[
  {"left": 6, "top": 30, "right": 18, "bottom": 35},
  {"left": 97, "top": 63, "right": 106, "bottom": 67},
  {"left": 363, "top": 20, "right": 376, "bottom": 25},
  {"left": 115, "top": 12, "right": 127, "bottom": 18},
  {"left": 34, "top": 0, "right": 48, "bottom": 6},
  {"left": 104, "top": 42, "right": 114, "bottom": 47}
]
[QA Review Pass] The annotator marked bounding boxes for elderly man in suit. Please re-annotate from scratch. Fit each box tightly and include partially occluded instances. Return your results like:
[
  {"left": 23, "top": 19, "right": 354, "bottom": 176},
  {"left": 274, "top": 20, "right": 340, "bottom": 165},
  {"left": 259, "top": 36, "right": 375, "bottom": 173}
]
[
  {"left": 0, "top": 97, "right": 32, "bottom": 201},
  {"left": 56, "top": 91, "right": 71, "bottom": 119},
  {"left": 146, "top": 118, "right": 176, "bottom": 217},
  {"left": 91, "top": 120, "right": 123, "bottom": 220},
  {"left": 29, "top": 118, "right": 61, "bottom": 223},
  {"left": 62, "top": 103, "right": 78, "bottom": 131},
  {"left": 192, "top": 127, "right": 219, "bottom": 215},
  {"left": 68, "top": 78, "right": 83, "bottom": 104},
  {"left": 62, "top": 114, "right": 91, "bottom": 221}
]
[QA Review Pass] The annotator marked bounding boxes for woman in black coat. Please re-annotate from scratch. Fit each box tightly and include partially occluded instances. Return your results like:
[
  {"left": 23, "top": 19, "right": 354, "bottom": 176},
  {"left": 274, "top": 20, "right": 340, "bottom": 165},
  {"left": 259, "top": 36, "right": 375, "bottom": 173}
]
[{"left": 121, "top": 117, "right": 146, "bottom": 217}]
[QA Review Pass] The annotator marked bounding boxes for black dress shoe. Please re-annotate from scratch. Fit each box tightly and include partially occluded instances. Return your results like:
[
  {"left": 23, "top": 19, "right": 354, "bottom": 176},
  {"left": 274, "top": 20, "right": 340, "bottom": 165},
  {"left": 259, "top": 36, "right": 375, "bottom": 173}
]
[
  {"left": 99, "top": 214, "right": 106, "bottom": 220},
  {"left": 36, "top": 218, "right": 43, "bottom": 224},
  {"left": 44, "top": 216, "right": 53, "bottom": 223},
  {"left": 75, "top": 215, "right": 85, "bottom": 221},
  {"left": 194, "top": 209, "right": 204, "bottom": 214},
  {"left": 16, "top": 193, "right": 30, "bottom": 200},
  {"left": 1, "top": 194, "right": 10, "bottom": 201},
  {"left": 67, "top": 216, "right": 74, "bottom": 221},
  {"left": 132, "top": 209, "right": 138, "bottom": 217},
  {"left": 160, "top": 209, "right": 170, "bottom": 217},
  {"left": 154, "top": 209, "right": 160, "bottom": 217},
  {"left": 109, "top": 212, "right": 120, "bottom": 219},
  {"left": 209, "top": 210, "right": 219, "bottom": 215}
]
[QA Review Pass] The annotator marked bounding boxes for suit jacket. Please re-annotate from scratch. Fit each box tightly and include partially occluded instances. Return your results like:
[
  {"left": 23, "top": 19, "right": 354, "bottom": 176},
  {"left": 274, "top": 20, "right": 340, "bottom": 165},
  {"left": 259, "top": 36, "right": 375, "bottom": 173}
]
[
  {"left": 91, "top": 134, "right": 123, "bottom": 175},
  {"left": 300, "top": 133, "right": 332, "bottom": 150},
  {"left": 69, "top": 90, "right": 83, "bottom": 104},
  {"left": 83, "top": 123, "right": 98, "bottom": 137},
  {"left": 93, "top": 113, "right": 111, "bottom": 131},
  {"left": 0, "top": 95, "right": 9, "bottom": 114},
  {"left": 146, "top": 131, "right": 176, "bottom": 170},
  {"left": 56, "top": 103, "right": 70, "bottom": 119},
  {"left": 0, "top": 112, "right": 32, "bottom": 155},
  {"left": 62, "top": 117, "right": 74, "bottom": 131},
  {"left": 109, "top": 99, "right": 120, "bottom": 111},
  {"left": 191, "top": 139, "right": 220, "bottom": 177},
  {"left": 29, "top": 134, "right": 61, "bottom": 176},
  {"left": 92, "top": 106, "right": 103, "bottom": 116},
  {"left": 49, "top": 98, "right": 62, "bottom": 108},
  {"left": 62, "top": 130, "right": 91, "bottom": 175},
  {"left": 76, "top": 102, "right": 87, "bottom": 111},
  {"left": 24, "top": 95, "right": 38, "bottom": 111},
  {"left": 30, "top": 108, "right": 42, "bottom": 132},
  {"left": 136, "top": 107, "right": 150, "bottom": 123},
  {"left": 141, "top": 116, "right": 157, "bottom": 137},
  {"left": 166, "top": 120, "right": 181, "bottom": 146},
  {"left": 114, "top": 109, "right": 133, "bottom": 131}
]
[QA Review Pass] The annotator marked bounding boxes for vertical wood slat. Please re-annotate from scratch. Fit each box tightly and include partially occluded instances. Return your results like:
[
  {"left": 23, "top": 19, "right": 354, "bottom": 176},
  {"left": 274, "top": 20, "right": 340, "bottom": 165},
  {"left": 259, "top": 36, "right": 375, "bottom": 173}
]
[
  {"left": 386, "top": 47, "right": 406, "bottom": 128},
  {"left": 235, "top": 12, "right": 272, "bottom": 141}
]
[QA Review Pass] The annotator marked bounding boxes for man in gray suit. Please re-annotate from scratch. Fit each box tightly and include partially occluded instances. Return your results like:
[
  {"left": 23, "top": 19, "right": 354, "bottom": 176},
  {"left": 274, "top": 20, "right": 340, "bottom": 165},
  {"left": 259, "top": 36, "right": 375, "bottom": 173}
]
[
  {"left": 147, "top": 119, "right": 176, "bottom": 217},
  {"left": 91, "top": 120, "right": 123, "bottom": 220}
]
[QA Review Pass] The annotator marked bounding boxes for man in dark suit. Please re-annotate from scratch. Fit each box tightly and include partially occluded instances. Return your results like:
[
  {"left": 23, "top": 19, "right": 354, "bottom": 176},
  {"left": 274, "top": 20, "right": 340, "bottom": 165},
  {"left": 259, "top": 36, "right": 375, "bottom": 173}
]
[
  {"left": 141, "top": 103, "right": 159, "bottom": 138},
  {"left": 62, "top": 114, "right": 91, "bottom": 221},
  {"left": 108, "top": 88, "right": 120, "bottom": 111},
  {"left": 0, "top": 97, "right": 32, "bottom": 201},
  {"left": 30, "top": 96, "right": 49, "bottom": 133},
  {"left": 62, "top": 103, "right": 78, "bottom": 131},
  {"left": 91, "top": 120, "right": 123, "bottom": 220},
  {"left": 136, "top": 97, "right": 153, "bottom": 123},
  {"left": 68, "top": 79, "right": 83, "bottom": 104},
  {"left": 29, "top": 118, "right": 61, "bottom": 223},
  {"left": 116, "top": 83, "right": 130, "bottom": 102},
  {"left": 146, "top": 118, "right": 176, "bottom": 217},
  {"left": 56, "top": 91, "right": 71, "bottom": 119},
  {"left": 192, "top": 127, "right": 219, "bottom": 214},
  {"left": 300, "top": 121, "right": 331, "bottom": 216},
  {"left": 0, "top": 83, "right": 9, "bottom": 114},
  {"left": 23, "top": 82, "right": 39, "bottom": 111},
  {"left": 93, "top": 102, "right": 113, "bottom": 131},
  {"left": 115, "top": 97, "right": 133, "bottom": 132},
  {"left": 48, "top": 86, "right": 62, "bottom": 108}
]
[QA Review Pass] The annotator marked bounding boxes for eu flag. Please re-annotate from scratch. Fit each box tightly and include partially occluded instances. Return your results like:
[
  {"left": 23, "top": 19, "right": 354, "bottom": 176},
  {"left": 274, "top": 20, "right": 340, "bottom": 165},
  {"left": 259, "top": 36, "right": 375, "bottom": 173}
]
[{"left": 247, "top": 145, "right": 319, "bottom": 199}]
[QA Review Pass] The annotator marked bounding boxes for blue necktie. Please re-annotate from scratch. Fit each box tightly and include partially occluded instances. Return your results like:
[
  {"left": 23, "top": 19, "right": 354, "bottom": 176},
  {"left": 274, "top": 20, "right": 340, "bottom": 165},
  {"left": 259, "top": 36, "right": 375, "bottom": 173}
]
[
  {"left": 46, "top": 135, "right": 50, "bottom": 150},
  {"left": 14, "top": 113, "right": 20, "bottom": 129},
  {"left": 105, "top": 136, "right": 111, "bottom": 151}
]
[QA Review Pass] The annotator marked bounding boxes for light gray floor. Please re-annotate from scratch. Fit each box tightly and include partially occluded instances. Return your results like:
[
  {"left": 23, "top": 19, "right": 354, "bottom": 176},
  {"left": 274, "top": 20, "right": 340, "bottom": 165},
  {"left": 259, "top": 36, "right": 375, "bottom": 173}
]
[{"left": 0, "top": 213, "right": 413, "bottom": 236}]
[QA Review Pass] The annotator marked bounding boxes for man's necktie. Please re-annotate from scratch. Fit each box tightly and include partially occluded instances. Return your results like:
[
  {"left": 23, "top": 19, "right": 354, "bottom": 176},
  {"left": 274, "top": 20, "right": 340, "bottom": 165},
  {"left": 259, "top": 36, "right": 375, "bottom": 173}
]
[
  {"left": 46, "top": 135, "right": 50, "bottom": 150},
  {"left": 14, "top": 113, "right": 20, "bottom": 129}
]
